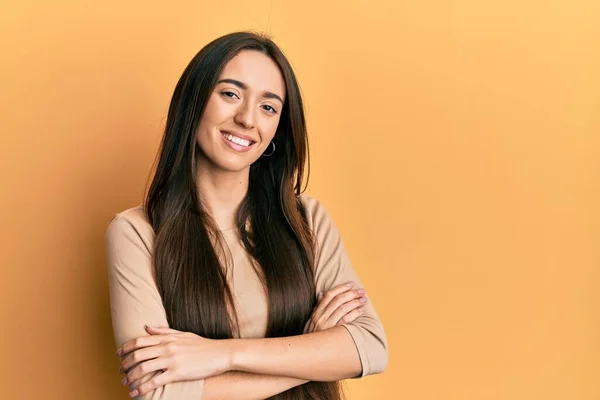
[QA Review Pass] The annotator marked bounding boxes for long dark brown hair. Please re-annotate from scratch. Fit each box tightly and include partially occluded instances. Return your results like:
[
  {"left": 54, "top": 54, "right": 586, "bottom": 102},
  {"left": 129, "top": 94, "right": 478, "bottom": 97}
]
[{"left": 144, "top": 32, "right": 343, "bottom": 400}]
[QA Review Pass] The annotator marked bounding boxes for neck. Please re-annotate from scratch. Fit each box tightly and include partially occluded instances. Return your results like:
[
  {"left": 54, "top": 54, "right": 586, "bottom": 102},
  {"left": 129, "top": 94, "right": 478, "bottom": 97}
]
[{"left": 196, "top": 160, "right": 249, "bottom": 231}]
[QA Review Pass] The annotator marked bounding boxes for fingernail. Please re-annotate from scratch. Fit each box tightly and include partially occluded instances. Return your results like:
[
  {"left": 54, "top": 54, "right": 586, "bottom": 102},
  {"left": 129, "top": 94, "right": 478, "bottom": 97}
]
[
  {"left": 116, "top": 348, "right": 122, "bottom": 356},
  {"left": 357, "top": 289, "right": 366, "bottom": 294},
  {"left": 121, "top": 377, "right": 128, "bottom": 385},
  {"left": 129, "top": 389, "right": 138, "bottom": 397},
  {"left": 360, "top": 297, "right": 367, "bottom": 303}
]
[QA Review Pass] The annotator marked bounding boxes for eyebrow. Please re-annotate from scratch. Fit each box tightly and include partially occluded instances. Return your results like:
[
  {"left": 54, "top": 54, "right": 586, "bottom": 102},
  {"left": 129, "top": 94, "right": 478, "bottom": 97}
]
[{"left": 216, "top": 78, "right": 284, "bottom": 105}]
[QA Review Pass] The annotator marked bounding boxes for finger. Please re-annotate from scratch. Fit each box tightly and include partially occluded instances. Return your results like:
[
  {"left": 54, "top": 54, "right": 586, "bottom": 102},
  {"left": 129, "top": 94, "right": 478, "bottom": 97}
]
[
  {"left": 327, "top": 298, "right": 368, "bottom": 326},
  {"left": 132, "top": 369, "right": 172, "bottom": 397},
  {"left": 145, "top": 325, "right": 182, "bottom": 335},
  {"left": 318, "top": 289, "right": 366, "bottom": 324},
  {"left": 121, "top": 345, "right": 163, "bottom": 373},
  {"left": 303, "top": 317, "right": 313, "bottom": 334},
  {"left": 311, "top": 282, "right": 355, "bottom": 321},
  {"left": 335, "top": 305, "right": 366, "bottom": 326},
  {"left": 118, "top": 334, "right": 170, "bottom": 357},
  {"left": 125, "top": 370, "right": 155, "bottom": 391},
  {"left": 123, "top": 358, "right": 166, "bottom": 389}
]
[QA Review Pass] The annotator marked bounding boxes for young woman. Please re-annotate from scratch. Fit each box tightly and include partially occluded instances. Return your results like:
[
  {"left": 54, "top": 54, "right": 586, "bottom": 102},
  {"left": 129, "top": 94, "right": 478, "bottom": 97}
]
[{"left": 106, "top": 31, "right": 388, "bottom": 400}]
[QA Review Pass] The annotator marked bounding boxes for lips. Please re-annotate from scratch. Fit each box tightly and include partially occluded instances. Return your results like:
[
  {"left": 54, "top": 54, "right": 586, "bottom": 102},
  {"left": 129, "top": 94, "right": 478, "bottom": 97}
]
[
  {"left": 222, "top": 132, "right": 252, "bottom": 147},
  {"left": 220, "top": 130, "right": 257, "bottom": 152},
  {"left": 221, "top": 130, "right": 256, "bottom": 146}
]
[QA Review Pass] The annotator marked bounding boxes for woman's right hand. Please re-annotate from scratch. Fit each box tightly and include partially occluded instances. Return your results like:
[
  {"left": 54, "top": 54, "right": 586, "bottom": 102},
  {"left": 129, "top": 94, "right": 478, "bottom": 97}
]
[{"left": 304, "top": 282, "right": 368, "bottom": 334}]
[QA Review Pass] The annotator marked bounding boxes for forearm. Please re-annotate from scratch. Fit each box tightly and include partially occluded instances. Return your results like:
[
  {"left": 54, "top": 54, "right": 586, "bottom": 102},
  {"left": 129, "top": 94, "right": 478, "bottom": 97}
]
[
  {"left": 229, "top": 326, "right": 361, "bottom": 381},
  {"left": 203, "top": 372, "right": 307, "bottom": 400}
]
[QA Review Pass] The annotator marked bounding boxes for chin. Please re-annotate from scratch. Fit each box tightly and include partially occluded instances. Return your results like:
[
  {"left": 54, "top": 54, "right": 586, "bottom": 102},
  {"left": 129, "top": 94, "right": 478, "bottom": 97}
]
[
  {"left": 218, "top": 163, "right": 251, "bottom": 173},
  {"left": 211, "top": 154, "right": 255, "bottom": 173},
  {"left": 196, "top": 142, "right": 259, "bottom": 173}
]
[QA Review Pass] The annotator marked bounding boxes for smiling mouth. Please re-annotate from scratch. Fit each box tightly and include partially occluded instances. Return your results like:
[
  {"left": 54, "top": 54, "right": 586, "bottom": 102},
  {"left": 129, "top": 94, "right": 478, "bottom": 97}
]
[{"left": 222, "top": 132, "right": 255, "bottom": 147}]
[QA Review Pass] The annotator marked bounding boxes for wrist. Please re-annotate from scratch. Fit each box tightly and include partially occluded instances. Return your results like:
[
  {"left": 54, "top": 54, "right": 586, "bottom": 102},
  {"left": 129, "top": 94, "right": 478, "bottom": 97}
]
[{"left": 224, "top": 338, "right": 241, "bottom": 371}]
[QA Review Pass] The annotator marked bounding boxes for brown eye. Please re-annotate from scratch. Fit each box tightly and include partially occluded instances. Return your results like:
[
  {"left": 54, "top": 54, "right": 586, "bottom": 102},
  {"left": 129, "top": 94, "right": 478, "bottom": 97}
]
[
  {"left": 262, "top": 105, "right": 277, "bottom": 114},
  {"left": 221, "top": 91, "right": 239, "bottom": 99}
]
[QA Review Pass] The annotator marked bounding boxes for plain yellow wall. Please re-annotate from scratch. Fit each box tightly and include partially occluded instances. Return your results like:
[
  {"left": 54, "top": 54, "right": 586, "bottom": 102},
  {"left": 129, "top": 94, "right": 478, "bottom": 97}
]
[{"left": 1, "top": 0, "right": 598, "bottom": 399}]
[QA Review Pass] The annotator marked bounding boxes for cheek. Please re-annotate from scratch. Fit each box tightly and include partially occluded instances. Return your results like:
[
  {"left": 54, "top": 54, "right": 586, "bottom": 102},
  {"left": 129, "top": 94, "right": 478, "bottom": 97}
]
[
  {"left": 260, "top": 117, "right": 281, "bottom": 142},
  {"left": 199, "top": 96, "right": 231, "bottom": 130}
]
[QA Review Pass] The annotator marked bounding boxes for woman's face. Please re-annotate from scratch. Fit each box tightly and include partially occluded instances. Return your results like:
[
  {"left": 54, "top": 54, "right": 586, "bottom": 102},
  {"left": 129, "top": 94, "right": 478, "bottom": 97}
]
[{"left": 195, "top": 50, "right": 286, "bottom": 173}]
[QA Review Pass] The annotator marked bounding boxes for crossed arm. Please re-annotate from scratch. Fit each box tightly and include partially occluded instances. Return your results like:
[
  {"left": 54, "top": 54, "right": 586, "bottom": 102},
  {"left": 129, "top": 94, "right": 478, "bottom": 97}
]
[
  {"left": 107, "top": 199, "right": 388, "bottom": 399},
  {"left": 126, "top": 370, "right": 306, "bottom": 400},
  {"left": 119, "top": 284, "right": 367, "bottom": 399},
  {"left": 120, "top": 325, "right": 360, "bottom": 399}
]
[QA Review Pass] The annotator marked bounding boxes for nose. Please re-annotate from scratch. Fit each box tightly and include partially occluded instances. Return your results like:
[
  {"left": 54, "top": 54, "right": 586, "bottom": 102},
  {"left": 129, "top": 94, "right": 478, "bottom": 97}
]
[{"left": 233, "top": 101, "right": 255, "bottom": 130}]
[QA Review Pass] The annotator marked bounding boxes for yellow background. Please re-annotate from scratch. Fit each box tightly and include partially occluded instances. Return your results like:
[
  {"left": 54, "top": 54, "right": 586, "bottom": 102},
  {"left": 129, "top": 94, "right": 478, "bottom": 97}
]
[{"left": 1, "top": 0, "right": 598, "bottom": 399}]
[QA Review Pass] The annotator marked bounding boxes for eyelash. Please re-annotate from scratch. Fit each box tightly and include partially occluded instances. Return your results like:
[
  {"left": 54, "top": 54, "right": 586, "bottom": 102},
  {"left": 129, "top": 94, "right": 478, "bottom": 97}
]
[
  {"left": 220, "top": 91, "right": 278, "bottom": 114},
  {"left": 262, "top": 105, "right": 277, "bottom": 114},
  {"left": 221, "top": 91, "right": 239, "bottom": 99}
]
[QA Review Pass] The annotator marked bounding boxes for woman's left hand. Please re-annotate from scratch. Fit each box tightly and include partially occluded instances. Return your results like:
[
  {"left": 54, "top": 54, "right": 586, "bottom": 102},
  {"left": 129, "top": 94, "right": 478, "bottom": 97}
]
[{"left": 117, "top": 326, "right": 232, "bottom": 397}]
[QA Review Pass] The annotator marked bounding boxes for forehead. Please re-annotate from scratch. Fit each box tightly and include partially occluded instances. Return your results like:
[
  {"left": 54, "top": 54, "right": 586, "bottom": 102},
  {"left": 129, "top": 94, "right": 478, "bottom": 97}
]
[{"left": 219, "top": 50, "right": 285, "bottom": 100}]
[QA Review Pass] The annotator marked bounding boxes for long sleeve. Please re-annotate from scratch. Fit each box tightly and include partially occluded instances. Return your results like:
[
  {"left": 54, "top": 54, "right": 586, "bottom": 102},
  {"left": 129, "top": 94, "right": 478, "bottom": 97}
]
[
  {"left": 106, "top": 207, "right": 205, "bottom": 399},
  {"left": 301, "top": 196, "right": 389, "bottom": 377}
]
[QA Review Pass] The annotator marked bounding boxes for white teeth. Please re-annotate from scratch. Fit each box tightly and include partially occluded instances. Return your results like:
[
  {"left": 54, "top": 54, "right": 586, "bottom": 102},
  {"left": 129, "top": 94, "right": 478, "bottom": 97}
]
[{"left": 223, "top": 133, "right": 252, "bottom": 147}]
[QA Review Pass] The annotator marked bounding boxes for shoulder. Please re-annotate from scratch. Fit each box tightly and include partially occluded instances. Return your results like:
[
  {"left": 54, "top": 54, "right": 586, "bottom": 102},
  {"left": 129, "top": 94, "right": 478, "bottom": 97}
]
[
  {"left": 298, "top": 194, "right": 324, "bottom": 224},
  {"left": 107, "top": 205, "right": 151, "bottom": 232},
  {"left": 298, "top": 194, "right": 338, "bottom": 236},
  {"left": 106, "top": 205, "right": 155, "bottom": 252}
]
